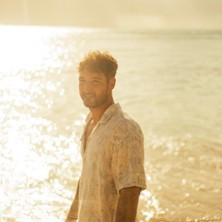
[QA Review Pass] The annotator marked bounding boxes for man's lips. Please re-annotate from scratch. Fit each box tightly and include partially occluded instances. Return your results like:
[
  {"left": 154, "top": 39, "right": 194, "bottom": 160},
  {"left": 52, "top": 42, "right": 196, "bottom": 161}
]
[{"left": 83, "top": 94, "right": 95, "bottom": 99}]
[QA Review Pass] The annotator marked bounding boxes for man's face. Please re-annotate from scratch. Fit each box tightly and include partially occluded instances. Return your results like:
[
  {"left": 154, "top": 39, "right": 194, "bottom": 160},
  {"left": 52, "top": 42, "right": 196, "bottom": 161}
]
[{"left": 79, "top": 69, "right": 114, "bottom": 108}]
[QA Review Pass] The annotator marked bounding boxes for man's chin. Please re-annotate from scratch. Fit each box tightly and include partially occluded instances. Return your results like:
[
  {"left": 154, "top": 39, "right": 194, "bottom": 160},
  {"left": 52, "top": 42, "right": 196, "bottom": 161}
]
[{"left": 83, "top": 101, "right": 97, "bottom": 108}]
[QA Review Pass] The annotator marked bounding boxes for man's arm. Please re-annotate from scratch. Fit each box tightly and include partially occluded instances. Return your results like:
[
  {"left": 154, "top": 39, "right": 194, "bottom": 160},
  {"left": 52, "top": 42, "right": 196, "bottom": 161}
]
[
  {"left": 65, "top": 181, "right": 79, "bottom": 222},
  {"left": 115, "top": 186, "right": 141, "bottom": 222}
]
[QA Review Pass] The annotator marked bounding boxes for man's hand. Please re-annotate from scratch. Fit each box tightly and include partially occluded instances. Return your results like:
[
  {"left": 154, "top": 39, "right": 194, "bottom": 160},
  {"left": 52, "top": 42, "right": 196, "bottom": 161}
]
[{"left": 115, "top": 186, "right": 141, "bottom": 222}]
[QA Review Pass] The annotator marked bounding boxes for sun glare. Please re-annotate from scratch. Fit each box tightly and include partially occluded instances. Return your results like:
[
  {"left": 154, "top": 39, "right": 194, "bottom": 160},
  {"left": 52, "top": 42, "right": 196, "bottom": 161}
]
[
  {"left": 0, "top": 26, "right": 60, "bottom": 72},
  {"left": 0, "top": 25, "right": 85, "bottom": 221}
]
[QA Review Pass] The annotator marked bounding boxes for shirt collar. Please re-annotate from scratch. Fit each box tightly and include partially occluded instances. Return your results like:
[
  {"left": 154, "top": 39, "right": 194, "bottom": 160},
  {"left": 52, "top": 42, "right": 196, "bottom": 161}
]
[{"left": 86, "top": 103, "right": 121, "bottom": 125}]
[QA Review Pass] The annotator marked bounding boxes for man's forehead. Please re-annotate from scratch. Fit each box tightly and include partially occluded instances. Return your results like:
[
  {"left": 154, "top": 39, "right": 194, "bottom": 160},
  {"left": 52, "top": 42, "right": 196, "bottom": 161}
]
[{"left": 79, "top": 70, "right": 105, "bottom": 79}]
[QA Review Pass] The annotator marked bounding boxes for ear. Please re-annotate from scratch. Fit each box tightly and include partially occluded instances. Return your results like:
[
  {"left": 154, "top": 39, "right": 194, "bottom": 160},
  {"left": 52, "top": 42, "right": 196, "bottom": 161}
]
[{"left": 109, "top": 77, "right": 116, "bottom": 89}]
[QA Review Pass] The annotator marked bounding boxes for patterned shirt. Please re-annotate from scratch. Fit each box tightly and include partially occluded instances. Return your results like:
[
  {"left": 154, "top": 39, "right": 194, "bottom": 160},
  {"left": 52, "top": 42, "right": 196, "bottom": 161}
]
[{"left": 66, "top": 103, "right": 146, "bottom": 222}]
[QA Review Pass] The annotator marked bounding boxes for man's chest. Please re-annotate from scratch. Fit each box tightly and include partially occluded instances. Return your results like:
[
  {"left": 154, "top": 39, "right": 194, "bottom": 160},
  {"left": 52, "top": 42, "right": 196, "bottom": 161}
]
[
  {"left": 81, "top": 123, "right": 114, "bottom": 164},
  {"left": 81, "top": 129, "right": 114, "bottom": 183},
  {"left": 83, "top": 122, "right": 96, "bottom": 150}
]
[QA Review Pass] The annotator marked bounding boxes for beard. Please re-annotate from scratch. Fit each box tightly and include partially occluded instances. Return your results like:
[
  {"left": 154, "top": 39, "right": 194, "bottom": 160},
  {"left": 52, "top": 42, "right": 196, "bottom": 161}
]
[{"left": 81, "top": 90, "right": 109, "bottom": 108}]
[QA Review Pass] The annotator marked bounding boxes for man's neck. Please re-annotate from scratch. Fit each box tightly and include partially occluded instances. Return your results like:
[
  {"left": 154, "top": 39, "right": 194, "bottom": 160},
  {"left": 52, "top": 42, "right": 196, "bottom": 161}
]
[{"left": 89, "top": 99, "right": 114, "bottom": 124}]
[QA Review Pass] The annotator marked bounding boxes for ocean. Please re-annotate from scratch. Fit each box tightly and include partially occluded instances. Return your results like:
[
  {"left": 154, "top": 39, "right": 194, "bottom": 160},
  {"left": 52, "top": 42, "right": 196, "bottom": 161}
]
[{"left": 0, "top": 25, "right": 222, "bottom": 222}]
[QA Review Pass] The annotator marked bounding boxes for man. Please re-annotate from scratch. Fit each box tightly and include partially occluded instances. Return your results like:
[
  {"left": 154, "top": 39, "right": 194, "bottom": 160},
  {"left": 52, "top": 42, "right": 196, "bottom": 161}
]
[{"left": 66, "top": 51, "right": 146, "bottom": 222}]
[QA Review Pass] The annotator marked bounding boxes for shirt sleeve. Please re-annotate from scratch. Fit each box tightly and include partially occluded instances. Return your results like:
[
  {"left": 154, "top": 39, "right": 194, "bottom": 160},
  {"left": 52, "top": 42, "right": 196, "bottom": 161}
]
[{"left": 111, "top": 129, "right": 147, "bottom": 194}]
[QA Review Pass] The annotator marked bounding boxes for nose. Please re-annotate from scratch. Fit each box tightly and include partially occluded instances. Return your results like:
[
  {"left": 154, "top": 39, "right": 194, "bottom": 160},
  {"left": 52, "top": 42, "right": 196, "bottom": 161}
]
[{"left": 79, "top": 82, "right": 93, "bottom": 94}]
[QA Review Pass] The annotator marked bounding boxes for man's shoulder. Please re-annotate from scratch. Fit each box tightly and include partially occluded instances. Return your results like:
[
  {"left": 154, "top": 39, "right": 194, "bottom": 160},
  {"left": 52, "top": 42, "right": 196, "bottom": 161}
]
[{"left": 111, "top": 109, "right": 143, "bottom": 138}]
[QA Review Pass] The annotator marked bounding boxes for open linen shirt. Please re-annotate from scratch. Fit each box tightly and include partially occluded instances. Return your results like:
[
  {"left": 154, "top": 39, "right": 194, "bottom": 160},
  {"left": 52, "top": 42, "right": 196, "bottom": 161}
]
[{"left": 67, "top": 103, "right": 146, "bottom": 222}]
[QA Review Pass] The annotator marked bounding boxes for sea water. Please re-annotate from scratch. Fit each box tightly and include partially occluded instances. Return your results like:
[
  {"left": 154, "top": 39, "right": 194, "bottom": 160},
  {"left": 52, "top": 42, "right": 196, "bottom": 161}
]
[{"left": 0, "top": 26, "right": 222, "bottom": 222}]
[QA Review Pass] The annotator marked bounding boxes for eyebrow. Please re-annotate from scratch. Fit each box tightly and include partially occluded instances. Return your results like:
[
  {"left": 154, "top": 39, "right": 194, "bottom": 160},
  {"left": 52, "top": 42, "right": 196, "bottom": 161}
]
[
  {"left": 91, "top": 77, "right": 102, "bottom": 80},
  {"left": 79, "top": 77, "right": 102, "bottom": 80}
]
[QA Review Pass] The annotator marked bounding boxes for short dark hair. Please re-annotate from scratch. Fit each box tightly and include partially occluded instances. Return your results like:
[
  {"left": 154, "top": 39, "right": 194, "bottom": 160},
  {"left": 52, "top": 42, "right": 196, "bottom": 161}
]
[{"left": 78, "top": 51, "right": 118, "bottom": 78}]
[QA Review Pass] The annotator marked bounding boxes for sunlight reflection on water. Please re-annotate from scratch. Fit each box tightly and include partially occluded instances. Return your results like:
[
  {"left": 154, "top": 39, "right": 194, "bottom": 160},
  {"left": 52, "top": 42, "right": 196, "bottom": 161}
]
[
  {"left": 0, "top": 26, "right": 83, "bottom": 220},
  {"left": 1, "top": 26, "right": 222, "bottom": 222}
]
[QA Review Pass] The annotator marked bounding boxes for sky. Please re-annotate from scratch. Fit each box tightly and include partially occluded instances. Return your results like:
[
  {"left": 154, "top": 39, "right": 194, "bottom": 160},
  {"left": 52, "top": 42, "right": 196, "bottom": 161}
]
[{"left": 0, "top": 0, "right": 222, "bottom": 30}]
